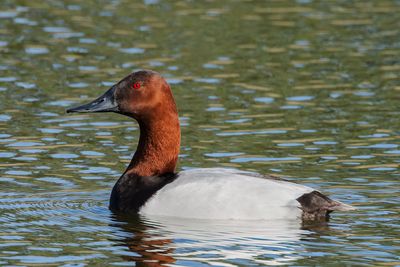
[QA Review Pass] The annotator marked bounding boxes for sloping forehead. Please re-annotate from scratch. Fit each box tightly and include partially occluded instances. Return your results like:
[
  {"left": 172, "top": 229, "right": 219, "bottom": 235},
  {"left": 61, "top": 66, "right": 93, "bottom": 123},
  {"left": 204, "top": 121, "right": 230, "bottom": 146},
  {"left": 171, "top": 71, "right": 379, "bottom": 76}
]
[{"left": 117, "top": 70, "right": 159, "bottom": 88}]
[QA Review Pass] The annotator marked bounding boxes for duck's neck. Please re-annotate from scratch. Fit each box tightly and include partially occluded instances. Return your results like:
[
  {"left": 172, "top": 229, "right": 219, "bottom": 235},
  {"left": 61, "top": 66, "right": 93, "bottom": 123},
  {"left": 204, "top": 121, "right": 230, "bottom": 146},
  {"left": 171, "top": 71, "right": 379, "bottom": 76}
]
[{"left": 126, "top": 108, "right": 180, "bottom": 177}]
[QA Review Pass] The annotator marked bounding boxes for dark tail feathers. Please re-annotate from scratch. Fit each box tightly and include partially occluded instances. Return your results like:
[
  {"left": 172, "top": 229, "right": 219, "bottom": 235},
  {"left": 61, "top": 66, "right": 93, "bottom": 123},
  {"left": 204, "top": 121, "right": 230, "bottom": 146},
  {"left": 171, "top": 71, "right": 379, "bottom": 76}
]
[{"left": 297, "top": 191, "right": 355, "bottom": 221}]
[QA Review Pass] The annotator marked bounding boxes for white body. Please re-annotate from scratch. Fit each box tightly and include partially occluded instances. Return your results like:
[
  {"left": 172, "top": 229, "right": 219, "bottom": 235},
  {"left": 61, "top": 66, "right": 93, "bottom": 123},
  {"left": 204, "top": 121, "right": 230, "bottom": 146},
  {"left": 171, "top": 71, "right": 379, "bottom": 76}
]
[{"left": 140, "top": 168, "right": 314, "bottom": 220}]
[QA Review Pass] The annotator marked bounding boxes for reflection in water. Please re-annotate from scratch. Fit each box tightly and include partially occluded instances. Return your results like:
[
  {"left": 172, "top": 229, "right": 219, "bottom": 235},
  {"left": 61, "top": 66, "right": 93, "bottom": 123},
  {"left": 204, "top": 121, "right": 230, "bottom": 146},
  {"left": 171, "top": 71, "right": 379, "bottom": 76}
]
[
  {"left": 111, "top": 214, "right": 318, "bottom": 266},
  {"left": 111, "top": 214, "right": 176, "bottom": 267}
]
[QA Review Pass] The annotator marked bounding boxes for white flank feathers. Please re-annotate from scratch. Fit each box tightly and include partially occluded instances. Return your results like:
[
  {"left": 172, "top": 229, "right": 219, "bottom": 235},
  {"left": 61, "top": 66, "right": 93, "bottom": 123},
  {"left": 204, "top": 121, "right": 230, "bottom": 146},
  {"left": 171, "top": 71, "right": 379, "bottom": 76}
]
[{"left": 140, "top": 168, "right": 314, "bottom": 220}]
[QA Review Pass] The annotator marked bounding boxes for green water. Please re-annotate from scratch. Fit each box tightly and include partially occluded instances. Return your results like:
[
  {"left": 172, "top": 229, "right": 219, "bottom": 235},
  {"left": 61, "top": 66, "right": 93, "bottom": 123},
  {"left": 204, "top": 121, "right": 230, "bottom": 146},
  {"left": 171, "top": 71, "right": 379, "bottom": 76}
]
[{"left": 0, "top": 0, "right": 399, "bottom": 266}]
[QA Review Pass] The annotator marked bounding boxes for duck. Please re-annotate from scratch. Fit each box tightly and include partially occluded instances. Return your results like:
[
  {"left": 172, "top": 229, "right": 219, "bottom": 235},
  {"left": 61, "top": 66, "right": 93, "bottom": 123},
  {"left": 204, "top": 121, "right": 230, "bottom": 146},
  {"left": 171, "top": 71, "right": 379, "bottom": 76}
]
[{"left": 67, "top": 70, "right": 355, "bottom": 221}]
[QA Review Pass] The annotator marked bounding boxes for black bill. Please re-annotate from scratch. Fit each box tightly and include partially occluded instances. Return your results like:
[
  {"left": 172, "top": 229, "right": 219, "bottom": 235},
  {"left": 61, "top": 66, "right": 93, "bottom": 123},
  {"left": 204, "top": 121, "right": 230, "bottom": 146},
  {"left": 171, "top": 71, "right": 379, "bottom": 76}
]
[{"left": 66, "top": 86, "right": 119, "bottom": 113}]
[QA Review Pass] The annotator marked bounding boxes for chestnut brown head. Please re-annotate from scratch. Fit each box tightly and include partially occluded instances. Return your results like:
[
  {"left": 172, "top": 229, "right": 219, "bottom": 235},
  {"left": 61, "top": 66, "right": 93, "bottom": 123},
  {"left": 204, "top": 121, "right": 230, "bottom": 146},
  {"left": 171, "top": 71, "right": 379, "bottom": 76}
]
[{"left": 67, "top": 70, "right": 176, "bottom": 121}]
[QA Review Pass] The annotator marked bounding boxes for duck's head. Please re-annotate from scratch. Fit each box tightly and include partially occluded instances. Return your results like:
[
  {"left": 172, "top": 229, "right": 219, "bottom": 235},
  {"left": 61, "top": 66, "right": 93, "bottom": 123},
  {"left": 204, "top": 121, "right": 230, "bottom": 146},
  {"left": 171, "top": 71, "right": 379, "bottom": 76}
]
[
  {"left": 67, "top": 70, "right": 180, "bottom": 177},
  {"left": 66, "top": 70, "right": 177, "bottom": 121}
]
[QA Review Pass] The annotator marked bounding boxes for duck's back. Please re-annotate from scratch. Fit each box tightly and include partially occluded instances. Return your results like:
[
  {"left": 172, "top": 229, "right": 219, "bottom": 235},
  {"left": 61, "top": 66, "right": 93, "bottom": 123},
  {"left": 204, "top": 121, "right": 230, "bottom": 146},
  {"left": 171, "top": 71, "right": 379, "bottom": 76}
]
[{"left": 139, "top": 168, "right": 313, "bottom": 220}]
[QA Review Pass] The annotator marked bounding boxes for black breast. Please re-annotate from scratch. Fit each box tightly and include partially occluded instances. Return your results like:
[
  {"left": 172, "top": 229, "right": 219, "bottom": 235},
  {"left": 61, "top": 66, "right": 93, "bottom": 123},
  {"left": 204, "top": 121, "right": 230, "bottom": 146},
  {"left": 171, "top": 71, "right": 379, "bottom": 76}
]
[{"left": 109, "top": 172, "right": 177, "bottom": 214}]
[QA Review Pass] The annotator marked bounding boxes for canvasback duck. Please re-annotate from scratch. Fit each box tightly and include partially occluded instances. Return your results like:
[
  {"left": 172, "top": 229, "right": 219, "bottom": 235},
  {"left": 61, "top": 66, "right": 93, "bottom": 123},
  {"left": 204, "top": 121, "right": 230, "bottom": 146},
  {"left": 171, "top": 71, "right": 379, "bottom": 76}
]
[{"left": 67, "top": 70, "right": 355, "bottom": 221}]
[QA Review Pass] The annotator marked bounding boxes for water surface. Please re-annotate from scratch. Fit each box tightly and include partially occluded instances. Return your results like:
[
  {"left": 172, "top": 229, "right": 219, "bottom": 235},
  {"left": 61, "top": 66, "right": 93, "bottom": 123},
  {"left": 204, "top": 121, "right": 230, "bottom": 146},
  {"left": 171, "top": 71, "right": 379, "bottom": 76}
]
[{"left": 0, "top": 0, "right": 399, "bottom": 266}]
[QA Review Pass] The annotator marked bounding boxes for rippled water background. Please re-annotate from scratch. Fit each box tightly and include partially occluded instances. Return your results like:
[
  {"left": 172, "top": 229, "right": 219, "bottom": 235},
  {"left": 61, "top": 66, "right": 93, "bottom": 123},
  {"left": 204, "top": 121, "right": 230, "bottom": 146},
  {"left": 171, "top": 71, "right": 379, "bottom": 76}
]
[{"left": 0, "top": 0, "right": 399, "bottom": 266}]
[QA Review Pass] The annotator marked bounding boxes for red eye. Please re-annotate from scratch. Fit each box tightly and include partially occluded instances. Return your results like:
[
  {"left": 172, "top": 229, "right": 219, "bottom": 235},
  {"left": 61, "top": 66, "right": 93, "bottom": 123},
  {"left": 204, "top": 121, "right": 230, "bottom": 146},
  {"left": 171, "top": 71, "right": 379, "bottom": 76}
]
[{"left": 132, "top": 82, "right": 141, "bottom": 89}]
